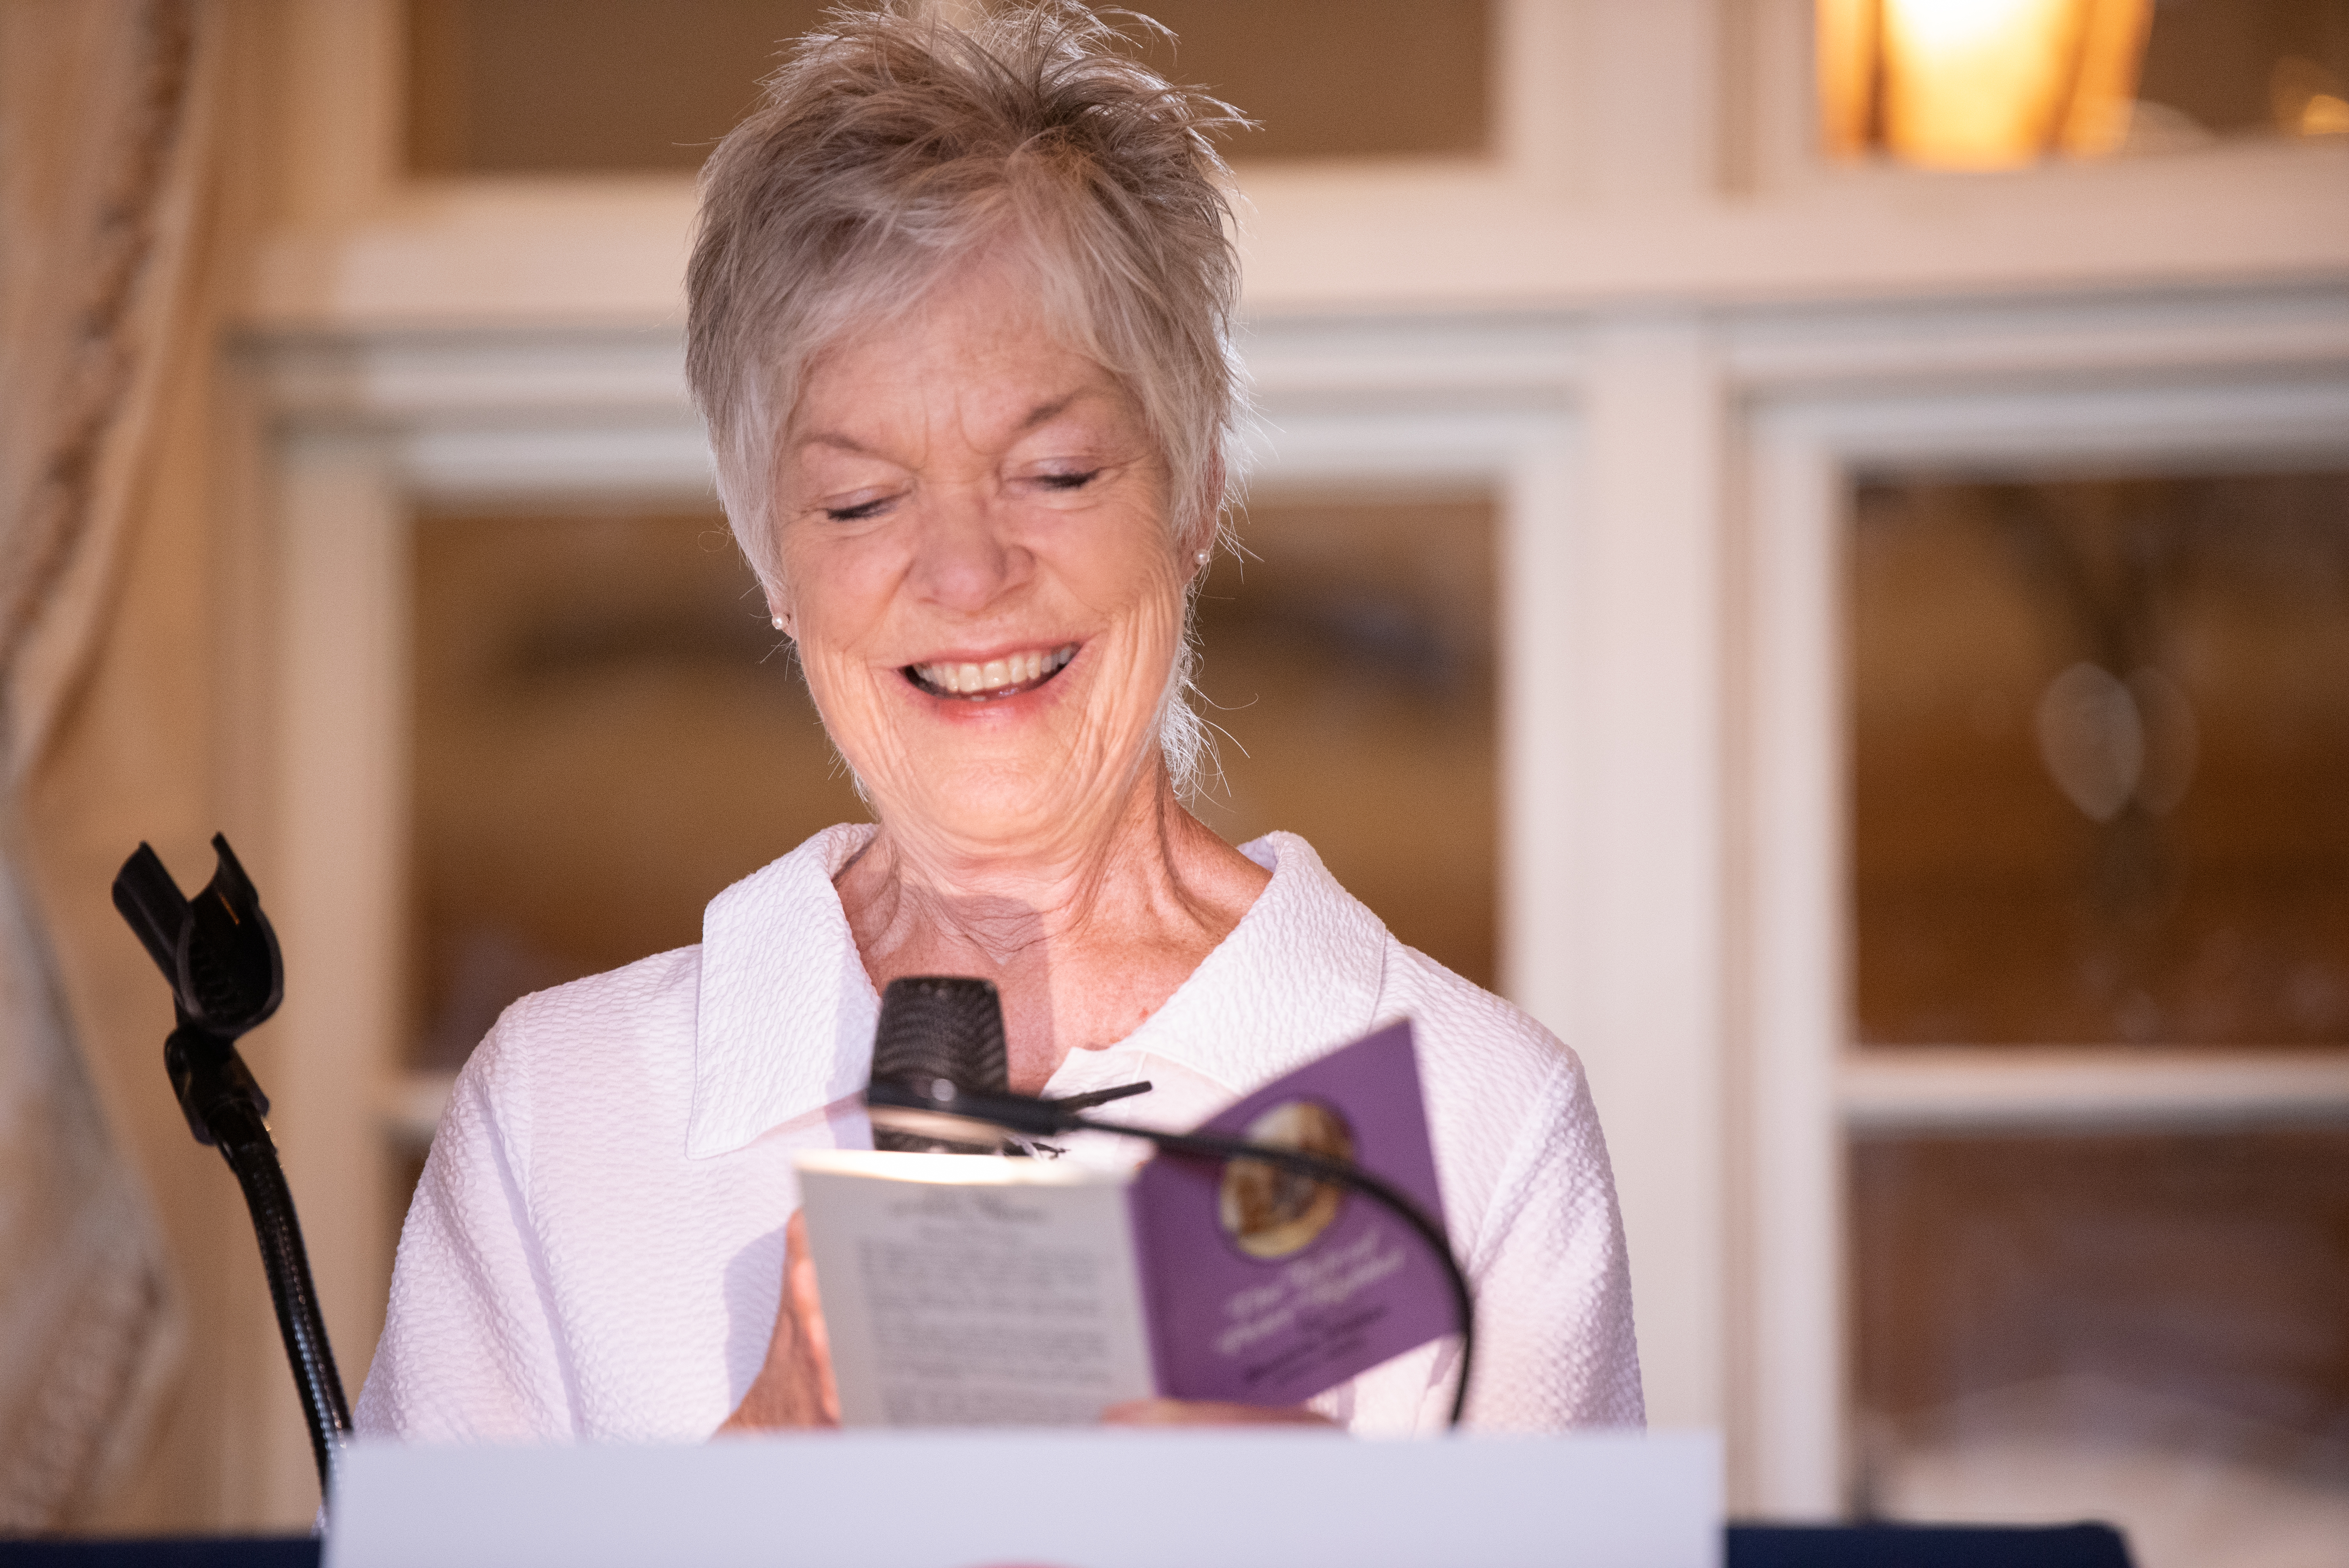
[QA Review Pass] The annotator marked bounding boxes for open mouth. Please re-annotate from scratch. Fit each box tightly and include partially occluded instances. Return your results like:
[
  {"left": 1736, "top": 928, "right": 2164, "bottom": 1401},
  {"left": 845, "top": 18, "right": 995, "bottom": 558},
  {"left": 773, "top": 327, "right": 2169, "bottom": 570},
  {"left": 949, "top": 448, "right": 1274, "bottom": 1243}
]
[{"left": 904, "top": 643, "right": 1079, "bottom": 700}]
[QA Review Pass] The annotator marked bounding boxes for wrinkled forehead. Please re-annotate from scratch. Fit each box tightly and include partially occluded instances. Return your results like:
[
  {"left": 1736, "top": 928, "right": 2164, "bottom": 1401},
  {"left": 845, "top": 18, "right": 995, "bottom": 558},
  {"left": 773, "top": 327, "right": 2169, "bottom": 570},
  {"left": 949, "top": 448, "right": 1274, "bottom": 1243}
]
[{"left": 793, "top": 328, "right": 1138, "bottom": 470}]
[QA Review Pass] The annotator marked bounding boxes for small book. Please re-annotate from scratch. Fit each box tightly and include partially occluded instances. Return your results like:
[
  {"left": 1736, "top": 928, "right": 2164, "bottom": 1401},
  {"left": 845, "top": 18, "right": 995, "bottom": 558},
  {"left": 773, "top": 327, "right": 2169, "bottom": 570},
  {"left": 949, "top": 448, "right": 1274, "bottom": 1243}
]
[{"left": 794, "top": 1019, "right": 1455, "bottom": 1426}]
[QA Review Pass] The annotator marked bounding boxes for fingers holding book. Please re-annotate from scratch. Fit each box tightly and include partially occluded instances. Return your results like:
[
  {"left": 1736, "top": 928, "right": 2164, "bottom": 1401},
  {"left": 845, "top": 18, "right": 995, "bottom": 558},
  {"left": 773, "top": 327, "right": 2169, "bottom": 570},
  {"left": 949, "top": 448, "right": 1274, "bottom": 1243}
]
[
  {"left": 1098, "top": 1399, "right": 1338, "bottom": 1428},
  {"left": 714, "top": 1210, "right": 1334, "bottom": 1436},
  {"left": 717, "top": 1210, "right": 841, "bottom": 1433}
]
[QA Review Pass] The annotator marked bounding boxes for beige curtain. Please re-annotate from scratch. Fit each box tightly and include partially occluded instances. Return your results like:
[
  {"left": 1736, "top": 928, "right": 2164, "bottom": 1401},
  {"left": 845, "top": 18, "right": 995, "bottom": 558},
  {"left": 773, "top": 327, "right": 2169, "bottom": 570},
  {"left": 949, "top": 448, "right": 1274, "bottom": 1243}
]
[{"left": 0, "top": 0, "right": 219, "bottom": 1530}]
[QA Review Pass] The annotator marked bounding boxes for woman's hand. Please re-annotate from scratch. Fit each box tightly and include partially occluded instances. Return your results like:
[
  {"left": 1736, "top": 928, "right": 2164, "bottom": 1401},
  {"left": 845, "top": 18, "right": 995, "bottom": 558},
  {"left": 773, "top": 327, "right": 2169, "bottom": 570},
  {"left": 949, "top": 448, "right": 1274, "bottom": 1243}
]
[
  {"left": 1099, "top": 1399, "right": 1337, "bottom": 1427},
  {"left": 713, "top": 1212, "right": 1335, "bottom": 1435},
  {"left": 717, "top": 1210, "right": 840, "bottom": 1433}
]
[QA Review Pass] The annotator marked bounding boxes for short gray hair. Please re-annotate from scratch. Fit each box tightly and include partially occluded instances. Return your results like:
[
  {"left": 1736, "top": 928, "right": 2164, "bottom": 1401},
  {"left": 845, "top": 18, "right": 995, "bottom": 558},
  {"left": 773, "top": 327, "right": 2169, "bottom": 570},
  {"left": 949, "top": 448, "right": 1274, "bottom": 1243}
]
[{"left": 686, "top": 1, "right": 1246, "bottom": 793}]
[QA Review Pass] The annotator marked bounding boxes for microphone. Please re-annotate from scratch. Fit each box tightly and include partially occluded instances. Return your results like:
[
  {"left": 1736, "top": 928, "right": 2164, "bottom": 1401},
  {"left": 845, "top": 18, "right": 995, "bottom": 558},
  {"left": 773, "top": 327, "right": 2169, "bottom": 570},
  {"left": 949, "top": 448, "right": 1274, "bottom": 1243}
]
[
  {"left": 868, "top": 976, "right": 1013, "bottom": 1153},
  {"left": 865, "top": 976, "right": 1157, "bottom": 1153}
]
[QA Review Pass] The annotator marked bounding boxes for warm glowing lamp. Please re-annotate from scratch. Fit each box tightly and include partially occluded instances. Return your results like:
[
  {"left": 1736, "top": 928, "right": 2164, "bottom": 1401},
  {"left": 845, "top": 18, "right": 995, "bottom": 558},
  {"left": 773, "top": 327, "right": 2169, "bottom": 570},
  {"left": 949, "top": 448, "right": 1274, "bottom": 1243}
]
[{"left": 1820, "top": 0, "right": 2153, "bottom": 169}]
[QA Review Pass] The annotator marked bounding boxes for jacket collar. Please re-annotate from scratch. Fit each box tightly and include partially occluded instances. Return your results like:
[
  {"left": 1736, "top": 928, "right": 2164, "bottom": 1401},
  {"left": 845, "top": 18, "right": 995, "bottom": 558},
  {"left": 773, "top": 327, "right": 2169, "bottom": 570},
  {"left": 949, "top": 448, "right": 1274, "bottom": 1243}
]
[
  {"left": 685, "top": 826, "right": 1389, "bottom": 1159},
  {"left": 1073, "top": 831, "right": 1390, "bottom": 1097},
  {"left": 686, "top": 823, "right": 880, "bottom": 1159}
]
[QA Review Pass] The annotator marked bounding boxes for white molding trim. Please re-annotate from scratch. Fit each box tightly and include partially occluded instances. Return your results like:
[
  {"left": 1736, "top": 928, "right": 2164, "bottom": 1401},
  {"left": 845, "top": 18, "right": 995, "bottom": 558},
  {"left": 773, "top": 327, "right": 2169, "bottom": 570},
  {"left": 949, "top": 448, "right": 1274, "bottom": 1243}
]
[
  {"left": 244, "top": 279, "right": 2349, "bottom": 431},
  {"left": 1841, "top": 1050, "right": 2349, "bottom": 1131},
  {"left": 1738, "top": 347, "right": 1849, "bottom": 1516},
  {"left": 260, "top": 430, "right": 410, "bottom": 1522},
  {"left": 1723, "top": 280, "right": 2349, "bottom": 388},
  {"left": 253, "top": 0, "right": 2349, "bottom": 328}
]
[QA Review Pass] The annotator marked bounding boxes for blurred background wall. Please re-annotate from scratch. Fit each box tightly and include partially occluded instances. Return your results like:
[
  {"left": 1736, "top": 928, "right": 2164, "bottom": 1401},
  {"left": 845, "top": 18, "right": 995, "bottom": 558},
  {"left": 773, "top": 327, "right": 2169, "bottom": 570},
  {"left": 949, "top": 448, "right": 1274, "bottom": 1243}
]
[{"left": 5, "top": 1, "right": 2345, "bottom": 1562}]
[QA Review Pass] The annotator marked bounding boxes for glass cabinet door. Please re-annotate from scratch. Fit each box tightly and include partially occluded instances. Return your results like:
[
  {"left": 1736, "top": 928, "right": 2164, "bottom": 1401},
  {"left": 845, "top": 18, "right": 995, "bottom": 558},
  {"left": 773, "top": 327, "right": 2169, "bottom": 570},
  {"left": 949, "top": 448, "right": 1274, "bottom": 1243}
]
[
  {"left": 1845, "top": 468, "right": 2349, "bottom": 1568},
  {"left": 1852, "top": 470, "right": 2349, "bottom": 1048}
]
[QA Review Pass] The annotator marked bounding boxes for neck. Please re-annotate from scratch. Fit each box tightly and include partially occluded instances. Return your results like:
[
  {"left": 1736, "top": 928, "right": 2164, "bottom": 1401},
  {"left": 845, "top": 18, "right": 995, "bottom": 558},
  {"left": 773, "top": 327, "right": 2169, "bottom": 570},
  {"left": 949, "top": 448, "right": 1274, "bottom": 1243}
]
[{"left": 836, "top": 754, "right": 1269, "bottom": 1092}]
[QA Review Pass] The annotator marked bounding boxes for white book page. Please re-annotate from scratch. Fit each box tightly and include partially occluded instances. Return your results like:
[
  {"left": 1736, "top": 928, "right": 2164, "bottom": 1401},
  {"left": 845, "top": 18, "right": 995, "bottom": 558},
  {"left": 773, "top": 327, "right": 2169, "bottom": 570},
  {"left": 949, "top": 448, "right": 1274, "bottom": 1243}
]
[{"left": 794, "top": 1151, "right": 1156, "bottom": 1427}]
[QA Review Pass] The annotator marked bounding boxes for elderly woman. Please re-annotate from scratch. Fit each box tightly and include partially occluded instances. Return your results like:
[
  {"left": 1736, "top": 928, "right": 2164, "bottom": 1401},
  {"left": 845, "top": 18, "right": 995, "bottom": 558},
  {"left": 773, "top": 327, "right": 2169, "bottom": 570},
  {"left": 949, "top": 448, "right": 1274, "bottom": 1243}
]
[{"left": 355, "top": 0, "right": 1640, "bottom": 1441}]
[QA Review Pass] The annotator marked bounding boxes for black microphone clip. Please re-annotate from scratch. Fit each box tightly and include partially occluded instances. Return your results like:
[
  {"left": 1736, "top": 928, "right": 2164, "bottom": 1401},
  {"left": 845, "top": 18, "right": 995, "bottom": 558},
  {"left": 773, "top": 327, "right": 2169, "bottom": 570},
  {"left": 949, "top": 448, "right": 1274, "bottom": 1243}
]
[{"left": 112, "top": 834, "right": 282, "bottom": 1147}]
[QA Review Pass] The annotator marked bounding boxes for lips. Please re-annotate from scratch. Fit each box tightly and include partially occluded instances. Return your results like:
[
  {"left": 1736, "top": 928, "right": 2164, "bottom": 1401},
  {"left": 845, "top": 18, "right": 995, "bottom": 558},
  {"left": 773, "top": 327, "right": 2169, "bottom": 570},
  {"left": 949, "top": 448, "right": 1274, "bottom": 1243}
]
[{"left": 905, "top": 643, "right": 1079, "bottom": 699}]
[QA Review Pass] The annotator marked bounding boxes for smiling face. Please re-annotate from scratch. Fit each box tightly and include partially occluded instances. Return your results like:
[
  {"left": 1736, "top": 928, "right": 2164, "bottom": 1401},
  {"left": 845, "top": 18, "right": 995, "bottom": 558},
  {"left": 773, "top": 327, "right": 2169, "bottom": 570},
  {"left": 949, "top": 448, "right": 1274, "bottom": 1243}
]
[{"left": 771, "top": 255, "right": 1197, "bottom": 860}]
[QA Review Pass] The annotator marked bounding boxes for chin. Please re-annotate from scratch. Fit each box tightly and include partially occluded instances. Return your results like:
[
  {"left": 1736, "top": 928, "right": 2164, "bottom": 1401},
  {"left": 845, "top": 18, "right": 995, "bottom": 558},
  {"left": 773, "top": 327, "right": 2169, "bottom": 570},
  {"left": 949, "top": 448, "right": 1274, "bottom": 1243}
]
[{"left": 877, "top": 736, "right": 1153, "bottom": 849}]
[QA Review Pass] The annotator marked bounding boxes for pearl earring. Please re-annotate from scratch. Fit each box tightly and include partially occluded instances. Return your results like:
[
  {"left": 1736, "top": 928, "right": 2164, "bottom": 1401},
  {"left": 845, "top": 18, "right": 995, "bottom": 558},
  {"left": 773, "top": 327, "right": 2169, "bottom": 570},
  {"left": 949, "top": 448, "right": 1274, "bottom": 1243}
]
[
  {"left": 771, "top": 615, "right": 788, "bottom": 631},
  {"left": 1194, "top": 549, "right": 1211, "bottom": 565}
]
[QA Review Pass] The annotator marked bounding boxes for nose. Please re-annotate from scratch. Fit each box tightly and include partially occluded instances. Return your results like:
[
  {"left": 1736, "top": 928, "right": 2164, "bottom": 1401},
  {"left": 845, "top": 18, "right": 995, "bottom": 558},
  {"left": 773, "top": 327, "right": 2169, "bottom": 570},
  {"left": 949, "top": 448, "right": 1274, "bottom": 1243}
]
[{"left": 906, "top": 489, "right": 1026, "bottom": 614}]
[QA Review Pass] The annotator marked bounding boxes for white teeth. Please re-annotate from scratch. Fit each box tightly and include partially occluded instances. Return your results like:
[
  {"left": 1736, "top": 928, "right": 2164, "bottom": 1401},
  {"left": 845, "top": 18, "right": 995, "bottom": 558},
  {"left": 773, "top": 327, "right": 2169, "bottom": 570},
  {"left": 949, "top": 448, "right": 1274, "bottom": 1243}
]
[{"left": 913, "top": 644, "right": 1077, "bottom": 696}]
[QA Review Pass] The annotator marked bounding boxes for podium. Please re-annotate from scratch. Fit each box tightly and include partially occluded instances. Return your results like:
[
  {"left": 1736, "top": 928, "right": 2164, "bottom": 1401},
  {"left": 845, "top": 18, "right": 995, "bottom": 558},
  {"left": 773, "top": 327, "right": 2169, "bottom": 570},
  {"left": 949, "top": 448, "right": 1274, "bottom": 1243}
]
[
  {"left": 327, "top": 1431, "right": 1720, "bottom": 1568},
  {"left": 0, "top": 1432, "right": 2138, "bottom": 1568}
]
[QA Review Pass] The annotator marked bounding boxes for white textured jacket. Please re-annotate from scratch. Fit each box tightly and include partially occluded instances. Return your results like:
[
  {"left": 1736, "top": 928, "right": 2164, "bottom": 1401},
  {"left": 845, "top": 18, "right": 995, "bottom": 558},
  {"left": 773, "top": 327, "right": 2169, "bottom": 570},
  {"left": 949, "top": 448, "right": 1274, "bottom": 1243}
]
[{"left": 355, "top": 826, "right": 1644, "bottom": 1440}]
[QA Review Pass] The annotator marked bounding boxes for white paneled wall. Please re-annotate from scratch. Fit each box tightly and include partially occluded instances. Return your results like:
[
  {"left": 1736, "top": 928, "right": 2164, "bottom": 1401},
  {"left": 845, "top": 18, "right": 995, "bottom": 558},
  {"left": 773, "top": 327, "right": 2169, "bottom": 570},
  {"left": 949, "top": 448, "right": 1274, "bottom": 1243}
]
[{"left": 239, "top": 0, "right": 2349, "bottom": 1527}]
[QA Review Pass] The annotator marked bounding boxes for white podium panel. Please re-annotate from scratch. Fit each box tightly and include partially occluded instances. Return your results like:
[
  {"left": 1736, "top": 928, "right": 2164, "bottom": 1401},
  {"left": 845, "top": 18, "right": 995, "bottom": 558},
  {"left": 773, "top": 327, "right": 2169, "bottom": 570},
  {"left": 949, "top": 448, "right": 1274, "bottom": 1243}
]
[{"left": 326, "top": 1429, "right": 1721, "bottom": 1568}]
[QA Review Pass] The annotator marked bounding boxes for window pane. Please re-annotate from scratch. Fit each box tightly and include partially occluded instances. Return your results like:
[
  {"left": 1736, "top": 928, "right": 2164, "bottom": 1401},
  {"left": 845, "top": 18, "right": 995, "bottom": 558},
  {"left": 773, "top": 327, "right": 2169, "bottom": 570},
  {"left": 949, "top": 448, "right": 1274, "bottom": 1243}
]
[
  {"left": 1124, "top": 0, "right": 1490, "bottom": 159},
  {"left": 1851, "top": 1129, "right": 2349, "bottom": 1567},
  {"left": 409, "top": 494, "right": 1498, "bottom": 1073},
  {"left": 405, "top": 0, "right": 828, "bottom": 175},
  {"left": 1850, "top": 470, "right": 2349, "bottom": 1047},
  {"left": 410, "top": 509, "right": 864, "bottom": 1072},
  {"left": 2135, "top": 0, "right": 2349, "bottom": 145},
  {"left": 404, "top": 0, "right": 1491, "bottom": 175},
  {"left": 1190, "top": 496, "right": 1497, "bottom": 988}
]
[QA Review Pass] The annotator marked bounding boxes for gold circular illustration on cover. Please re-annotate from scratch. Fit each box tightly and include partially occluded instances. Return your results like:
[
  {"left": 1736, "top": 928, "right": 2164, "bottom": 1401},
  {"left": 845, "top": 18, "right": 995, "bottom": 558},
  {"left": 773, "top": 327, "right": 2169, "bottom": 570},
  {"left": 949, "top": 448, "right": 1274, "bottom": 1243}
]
[{"left": 1217, "top": 1099, "right": 1356, "bottom": 1260}]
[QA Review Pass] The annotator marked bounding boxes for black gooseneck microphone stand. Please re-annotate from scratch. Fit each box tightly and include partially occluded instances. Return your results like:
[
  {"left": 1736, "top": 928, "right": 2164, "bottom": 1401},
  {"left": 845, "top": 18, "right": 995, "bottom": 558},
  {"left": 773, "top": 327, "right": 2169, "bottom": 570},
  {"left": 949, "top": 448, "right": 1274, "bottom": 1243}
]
[
  {"left": 112, "top": 835, "right": 350, "bottom": 1499},
  {"left": 863, "top": 976, "right": 1477, "bottom": 1428}
]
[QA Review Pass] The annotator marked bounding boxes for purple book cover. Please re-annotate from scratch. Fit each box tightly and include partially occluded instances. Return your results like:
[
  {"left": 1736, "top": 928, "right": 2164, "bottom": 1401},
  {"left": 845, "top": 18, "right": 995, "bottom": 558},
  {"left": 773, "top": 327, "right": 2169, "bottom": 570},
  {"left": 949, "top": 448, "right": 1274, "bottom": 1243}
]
[{"left": 1126, "top": 1020, "right": 1456, "bottom": 1407}]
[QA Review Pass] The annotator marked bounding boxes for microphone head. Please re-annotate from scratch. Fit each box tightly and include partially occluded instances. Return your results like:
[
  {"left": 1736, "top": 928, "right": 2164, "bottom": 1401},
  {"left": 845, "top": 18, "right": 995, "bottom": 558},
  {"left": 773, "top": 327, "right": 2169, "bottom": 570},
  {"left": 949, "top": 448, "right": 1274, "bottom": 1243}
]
[{"left": 869, "top": 976, "right": 1011, "bottom": 1153}]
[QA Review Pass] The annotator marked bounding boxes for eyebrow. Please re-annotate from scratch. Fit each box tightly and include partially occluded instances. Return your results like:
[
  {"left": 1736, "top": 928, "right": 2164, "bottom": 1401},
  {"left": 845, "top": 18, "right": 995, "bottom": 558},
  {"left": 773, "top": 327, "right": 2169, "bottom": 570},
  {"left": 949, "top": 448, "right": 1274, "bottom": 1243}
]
[
  {"left": 1017, "top": 392, "right": 1082, "bottom": 430},
  {"left": 798, "top": 432, "right": 879, "bottom": 456}
]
